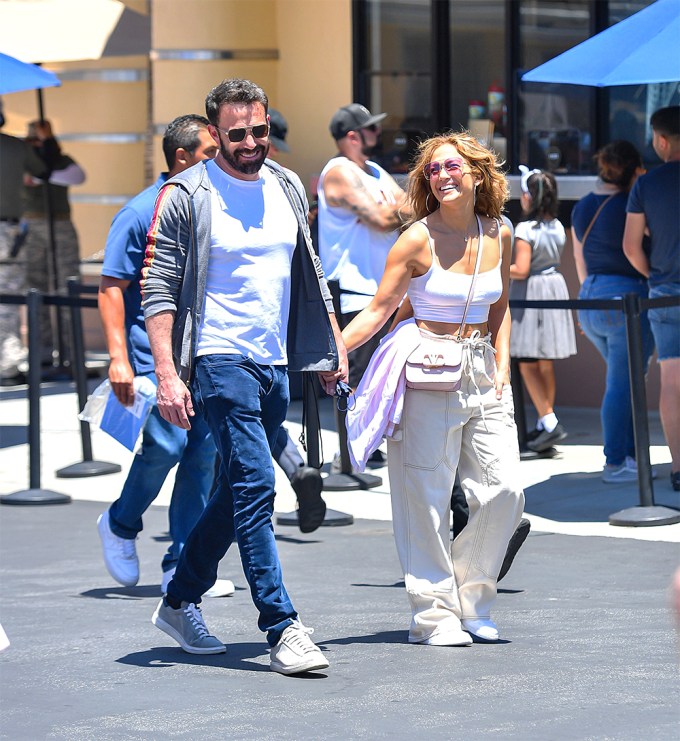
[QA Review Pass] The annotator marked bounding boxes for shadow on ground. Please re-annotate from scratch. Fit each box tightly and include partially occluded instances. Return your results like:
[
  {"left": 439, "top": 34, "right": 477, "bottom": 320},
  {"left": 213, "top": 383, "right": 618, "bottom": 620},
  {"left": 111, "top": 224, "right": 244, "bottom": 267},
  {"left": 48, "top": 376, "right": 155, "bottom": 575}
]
[{"left": 524, "top": 467, "right": 680, "bottom": 522}]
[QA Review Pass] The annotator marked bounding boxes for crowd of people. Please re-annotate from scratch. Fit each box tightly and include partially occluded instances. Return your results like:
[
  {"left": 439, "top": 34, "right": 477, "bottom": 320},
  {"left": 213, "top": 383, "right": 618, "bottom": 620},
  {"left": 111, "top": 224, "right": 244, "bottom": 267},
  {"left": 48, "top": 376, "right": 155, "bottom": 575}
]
[{"left": 2, "top": 79, "right": 677, "bottom": 673}]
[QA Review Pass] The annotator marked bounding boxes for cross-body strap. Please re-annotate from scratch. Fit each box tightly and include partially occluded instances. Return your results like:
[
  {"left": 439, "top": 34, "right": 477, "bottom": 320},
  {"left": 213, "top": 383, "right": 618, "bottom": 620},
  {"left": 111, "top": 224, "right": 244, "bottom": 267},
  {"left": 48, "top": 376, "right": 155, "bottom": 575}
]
[
  {"left": 456, "top": 214, "right": 485, "bottom": 338},
  {"left": 581, "top": 194, "right": 615, "bottom": 246}
]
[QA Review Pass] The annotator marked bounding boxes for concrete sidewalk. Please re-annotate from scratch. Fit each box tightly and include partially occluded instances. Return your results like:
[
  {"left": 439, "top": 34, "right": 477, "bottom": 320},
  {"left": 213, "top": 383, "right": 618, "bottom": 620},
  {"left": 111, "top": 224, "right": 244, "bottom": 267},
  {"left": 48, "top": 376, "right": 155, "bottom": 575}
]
[
  {"left": 1, "top": 382, "right": 679, "bottom": 739},
  {"left": 1, "top": 380, "right": 678, "bottom": 541}
]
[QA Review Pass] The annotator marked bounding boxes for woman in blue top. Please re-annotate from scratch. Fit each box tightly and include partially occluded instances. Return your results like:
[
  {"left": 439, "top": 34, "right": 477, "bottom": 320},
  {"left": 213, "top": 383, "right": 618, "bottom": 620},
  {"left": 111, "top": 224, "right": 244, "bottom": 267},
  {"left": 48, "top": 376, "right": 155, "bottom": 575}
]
[{"left": 572, "top": 140, "right": 654, "bottom": 483}]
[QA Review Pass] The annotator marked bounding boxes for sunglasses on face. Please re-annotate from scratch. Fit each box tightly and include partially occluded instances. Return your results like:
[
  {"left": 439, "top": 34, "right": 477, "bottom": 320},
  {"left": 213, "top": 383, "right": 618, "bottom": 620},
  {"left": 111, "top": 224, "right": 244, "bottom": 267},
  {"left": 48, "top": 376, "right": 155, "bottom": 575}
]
[
  {"left": 216, "top": 123, "right": 269, "bottom": 143},
  {"left": 423, "top": 157, "right": 465, "bottom": 180}
]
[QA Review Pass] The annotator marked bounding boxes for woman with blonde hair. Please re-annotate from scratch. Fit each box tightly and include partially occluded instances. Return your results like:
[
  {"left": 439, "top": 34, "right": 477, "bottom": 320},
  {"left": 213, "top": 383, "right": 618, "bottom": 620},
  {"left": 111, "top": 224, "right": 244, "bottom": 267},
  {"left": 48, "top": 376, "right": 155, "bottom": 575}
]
[{"left": 343, "top": 132, "right": 525, "bottom": 646}]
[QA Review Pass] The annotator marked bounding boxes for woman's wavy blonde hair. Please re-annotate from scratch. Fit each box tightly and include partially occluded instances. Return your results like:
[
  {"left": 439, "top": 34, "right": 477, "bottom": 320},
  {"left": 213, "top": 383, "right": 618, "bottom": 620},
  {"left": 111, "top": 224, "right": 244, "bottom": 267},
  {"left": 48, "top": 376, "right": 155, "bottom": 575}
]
[{"left": 405, "top": 131, "right": 509, "bottom": 225}]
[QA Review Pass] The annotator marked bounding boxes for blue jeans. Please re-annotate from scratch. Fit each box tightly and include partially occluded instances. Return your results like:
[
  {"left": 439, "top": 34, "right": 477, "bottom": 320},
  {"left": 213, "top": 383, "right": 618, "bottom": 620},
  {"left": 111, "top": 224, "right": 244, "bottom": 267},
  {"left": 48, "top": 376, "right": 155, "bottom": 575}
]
[
  {"left": 648, "top": 282, "right": 680, "bottom": 360},
  {"left": 578, "top": 275, "right": 654, "bottom": 466},
  {"left": 168, "top": 355, "right": 296, "bottom": 647},
  {"left": 108, "top": 372, "right": 216, "bottom": 573}
]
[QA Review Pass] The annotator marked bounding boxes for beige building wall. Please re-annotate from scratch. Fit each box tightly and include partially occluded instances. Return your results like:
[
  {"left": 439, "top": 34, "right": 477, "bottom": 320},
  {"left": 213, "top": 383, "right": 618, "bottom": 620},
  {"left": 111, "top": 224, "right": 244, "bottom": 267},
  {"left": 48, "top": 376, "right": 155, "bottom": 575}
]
[{"left": 2, "top": 1, "right": 660, "bottom": 412}]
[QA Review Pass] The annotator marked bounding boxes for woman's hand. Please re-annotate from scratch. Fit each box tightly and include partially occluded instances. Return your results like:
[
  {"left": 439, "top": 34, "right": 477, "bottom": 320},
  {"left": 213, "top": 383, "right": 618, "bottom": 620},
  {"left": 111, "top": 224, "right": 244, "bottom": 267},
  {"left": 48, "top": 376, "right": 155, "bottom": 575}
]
[{"left": 494, "top": 364, "right": 510, "bottom": 400}]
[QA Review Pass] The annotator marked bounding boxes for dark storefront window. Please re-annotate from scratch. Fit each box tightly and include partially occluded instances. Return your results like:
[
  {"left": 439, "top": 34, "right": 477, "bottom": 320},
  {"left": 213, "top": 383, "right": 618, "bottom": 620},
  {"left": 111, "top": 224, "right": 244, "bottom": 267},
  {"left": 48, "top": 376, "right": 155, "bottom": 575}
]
[
  {"left": 355, "top": 0, "right": 433, "bottom": 173},
  {"left": 450, "top": 1, "right": 507, "bottom": 157},
  {"left": 354, "top": 0, "right": 672, "bottom": 178},
  {"left": 518, "top": 1, "right": 593, "bottom": 174}
]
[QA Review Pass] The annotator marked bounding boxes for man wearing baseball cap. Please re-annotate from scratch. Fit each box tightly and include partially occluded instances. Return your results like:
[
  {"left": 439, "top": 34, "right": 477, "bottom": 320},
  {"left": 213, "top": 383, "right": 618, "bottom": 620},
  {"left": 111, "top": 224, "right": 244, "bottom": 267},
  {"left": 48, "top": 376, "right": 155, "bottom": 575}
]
[{"left": 317, "top": 103, "right": 410, "bottom": 468}]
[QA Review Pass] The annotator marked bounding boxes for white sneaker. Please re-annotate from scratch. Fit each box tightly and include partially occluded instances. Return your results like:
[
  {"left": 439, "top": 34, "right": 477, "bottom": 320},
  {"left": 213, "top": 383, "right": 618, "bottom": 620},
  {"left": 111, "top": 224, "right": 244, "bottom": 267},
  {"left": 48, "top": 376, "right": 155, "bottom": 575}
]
[
  {"left": 161, "top": 567, "right": 235, "bottom": 598},
  {"left": 462, "top": 618, "right": 500, "bottom": 642},
  {"left": 270, "top": 620, "right": 329, "bottom": 675},
  {"left": 602, "top": 457, "right": 656, "bottom": 484},
  {"left": 411, "top": 629, "right": 472, "bottom": 647},
  {"left": 97, "top": 511, "right": 139, "bottom": 587}
]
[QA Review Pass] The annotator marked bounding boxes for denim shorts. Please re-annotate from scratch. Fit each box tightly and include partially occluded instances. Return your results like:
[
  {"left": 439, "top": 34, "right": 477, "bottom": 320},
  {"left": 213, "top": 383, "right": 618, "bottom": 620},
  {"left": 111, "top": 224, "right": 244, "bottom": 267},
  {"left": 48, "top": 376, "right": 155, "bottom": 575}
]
[{"left": 648, "top": 283, "right": 680, "bottom": 360}]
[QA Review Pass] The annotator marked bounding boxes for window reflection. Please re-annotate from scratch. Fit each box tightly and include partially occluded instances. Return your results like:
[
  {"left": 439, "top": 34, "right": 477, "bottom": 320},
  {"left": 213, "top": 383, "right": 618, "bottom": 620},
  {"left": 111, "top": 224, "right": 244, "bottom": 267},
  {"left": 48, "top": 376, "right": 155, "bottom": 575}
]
[
  {"left": 361, "top": 0, "right": 432, "bottom": 173},
  {"left": 519, "top": 0, "right": 593, "bottom": 174}
]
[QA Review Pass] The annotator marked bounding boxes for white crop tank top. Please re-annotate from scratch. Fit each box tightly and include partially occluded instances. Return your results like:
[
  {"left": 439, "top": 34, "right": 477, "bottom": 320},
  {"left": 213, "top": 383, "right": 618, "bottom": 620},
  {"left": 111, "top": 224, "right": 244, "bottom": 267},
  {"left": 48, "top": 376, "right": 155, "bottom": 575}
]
[{"left": 408, "top": 217, "right": 503, "bottom": 324}]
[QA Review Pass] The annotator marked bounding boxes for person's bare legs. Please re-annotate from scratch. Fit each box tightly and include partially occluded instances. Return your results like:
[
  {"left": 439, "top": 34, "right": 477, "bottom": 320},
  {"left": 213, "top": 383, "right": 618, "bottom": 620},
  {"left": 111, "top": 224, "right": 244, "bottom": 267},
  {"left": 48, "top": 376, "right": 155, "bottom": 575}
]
[
  {"left": 537, "top": 359, "right": 556, "bottom": 413},
  {"left": 519, "top": 361, "right": 553, "bottom": 418},
  {"left": 659, "top": 358, "right": 680, "bottom": 473}
]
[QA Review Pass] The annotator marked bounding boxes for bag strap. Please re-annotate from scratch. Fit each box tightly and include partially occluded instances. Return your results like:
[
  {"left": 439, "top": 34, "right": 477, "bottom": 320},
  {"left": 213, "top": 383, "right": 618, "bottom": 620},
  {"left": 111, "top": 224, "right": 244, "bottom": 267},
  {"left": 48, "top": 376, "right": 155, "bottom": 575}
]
[
  {"left": 581, "top": 194, "right": 615, "bottom": 246},
  {"left": 456, "top": 214, "right": 484, "bottom": 339}
]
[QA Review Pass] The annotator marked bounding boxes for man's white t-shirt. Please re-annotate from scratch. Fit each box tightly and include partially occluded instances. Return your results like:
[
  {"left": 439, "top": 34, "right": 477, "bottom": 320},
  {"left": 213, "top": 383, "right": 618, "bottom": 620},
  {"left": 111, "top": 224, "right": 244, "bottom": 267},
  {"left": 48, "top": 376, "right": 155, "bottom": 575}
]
[{"left": 195, "top": 160, "right": 298, "bottom": 365}]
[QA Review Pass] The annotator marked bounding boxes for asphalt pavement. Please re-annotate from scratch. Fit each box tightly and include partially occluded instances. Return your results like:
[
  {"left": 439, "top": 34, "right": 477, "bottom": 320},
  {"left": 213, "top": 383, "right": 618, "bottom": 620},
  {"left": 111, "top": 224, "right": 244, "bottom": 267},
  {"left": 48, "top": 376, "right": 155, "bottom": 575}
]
[{"left": 1, "top": 381, "right": 679, "bottom": 739}]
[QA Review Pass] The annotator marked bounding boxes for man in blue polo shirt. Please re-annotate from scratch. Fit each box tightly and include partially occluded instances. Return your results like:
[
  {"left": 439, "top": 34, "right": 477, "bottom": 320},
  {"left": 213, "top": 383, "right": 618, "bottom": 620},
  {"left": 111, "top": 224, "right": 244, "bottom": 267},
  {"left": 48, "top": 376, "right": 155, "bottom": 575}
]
[
  {"left": 624, "top": 105, "right": 680, "bottom": 492},
  {"left": 96, "top": 115, "right": 234, "bottom": 595}
]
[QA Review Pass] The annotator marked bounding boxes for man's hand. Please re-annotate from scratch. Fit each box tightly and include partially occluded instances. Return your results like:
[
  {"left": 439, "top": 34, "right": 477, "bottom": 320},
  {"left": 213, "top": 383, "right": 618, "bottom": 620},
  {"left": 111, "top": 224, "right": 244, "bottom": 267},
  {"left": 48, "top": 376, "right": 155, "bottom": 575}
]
[
  {"left": 318, "top": 312, "right": 350, "bottom": 395},
  {"left": 108, "top": 357, "right": 135, "bottom": 406},
  {"left": 156, "top": 373, "right": 194, "bottom": 429}
]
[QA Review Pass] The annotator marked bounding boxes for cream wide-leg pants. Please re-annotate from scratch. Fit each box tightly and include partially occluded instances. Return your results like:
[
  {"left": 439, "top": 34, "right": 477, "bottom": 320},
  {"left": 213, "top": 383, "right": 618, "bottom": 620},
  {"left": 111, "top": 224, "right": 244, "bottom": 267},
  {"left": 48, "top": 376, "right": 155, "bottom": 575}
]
[{"left": 386, "top": 345, "right": 525, "bottom": 644}]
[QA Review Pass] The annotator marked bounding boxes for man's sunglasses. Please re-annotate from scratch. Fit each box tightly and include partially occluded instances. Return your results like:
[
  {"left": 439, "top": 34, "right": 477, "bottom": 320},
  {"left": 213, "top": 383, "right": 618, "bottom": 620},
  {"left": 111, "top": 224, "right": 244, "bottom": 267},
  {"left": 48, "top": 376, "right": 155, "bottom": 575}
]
[
  {"left": 423, "top": 157, "right": 465, "bottom": 180},
  {"left": 216, "top": 123, "right": 269, "bottom": 143}
]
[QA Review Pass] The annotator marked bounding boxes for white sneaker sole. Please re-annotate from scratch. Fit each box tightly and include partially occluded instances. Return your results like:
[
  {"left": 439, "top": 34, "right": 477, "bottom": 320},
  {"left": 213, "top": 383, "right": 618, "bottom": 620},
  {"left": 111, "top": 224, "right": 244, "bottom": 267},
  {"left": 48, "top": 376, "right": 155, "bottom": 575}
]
[
  {"left": 411, "top": 630, "right": 473, "bottom": 647},
  {"left": 152, "top": 610, "right": 226, "bottom": 655},
  {"left": 270, "top": 654, "right": 330, "bottom": 675}
]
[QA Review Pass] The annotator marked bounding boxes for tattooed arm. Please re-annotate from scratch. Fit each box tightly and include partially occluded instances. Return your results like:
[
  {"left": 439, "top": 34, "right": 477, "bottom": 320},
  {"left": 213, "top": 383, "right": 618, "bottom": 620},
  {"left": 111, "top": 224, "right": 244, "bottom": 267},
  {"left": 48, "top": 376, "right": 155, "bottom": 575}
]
[{"left": 322, "top": 163, "right": 407, "bottom": 232}]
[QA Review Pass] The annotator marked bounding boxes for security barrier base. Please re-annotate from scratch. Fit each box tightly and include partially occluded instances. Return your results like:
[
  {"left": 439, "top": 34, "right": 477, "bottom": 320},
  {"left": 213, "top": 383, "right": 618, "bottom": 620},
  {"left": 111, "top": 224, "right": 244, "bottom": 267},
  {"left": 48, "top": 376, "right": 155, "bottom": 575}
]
[
  {"left": 609, "top": 505, "right": 680, "bottom": 527},
  {"left": 1, "top": 488, "right": 72, "bottom": 506}
]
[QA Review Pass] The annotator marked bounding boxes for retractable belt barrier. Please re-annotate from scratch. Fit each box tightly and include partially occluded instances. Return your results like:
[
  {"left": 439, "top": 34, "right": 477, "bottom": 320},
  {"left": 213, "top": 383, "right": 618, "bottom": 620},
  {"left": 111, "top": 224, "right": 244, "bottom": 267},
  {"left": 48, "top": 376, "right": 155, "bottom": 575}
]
[
  {"left": 0, "top": 285, "right": 120, "bottom": 506},
  {"left": 1, "top": 289, "right": 678, "bottom": 526},
  {"left": 509, "top": 293, "right": 680, "bottom": 527}
]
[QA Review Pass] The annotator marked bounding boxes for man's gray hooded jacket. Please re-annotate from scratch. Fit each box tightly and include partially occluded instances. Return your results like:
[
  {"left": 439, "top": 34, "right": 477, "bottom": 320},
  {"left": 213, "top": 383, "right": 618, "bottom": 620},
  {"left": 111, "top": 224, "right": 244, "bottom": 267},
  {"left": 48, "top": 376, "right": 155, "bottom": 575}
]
[{"left": 142, "top": 159, "right": 338, "bottom": 382}]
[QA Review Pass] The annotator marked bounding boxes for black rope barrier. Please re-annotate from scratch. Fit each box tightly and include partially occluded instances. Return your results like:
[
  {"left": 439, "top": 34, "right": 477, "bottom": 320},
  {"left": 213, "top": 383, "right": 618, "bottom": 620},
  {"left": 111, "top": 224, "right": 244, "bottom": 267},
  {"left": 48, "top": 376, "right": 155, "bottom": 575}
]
[
  {"left": 55, "top": 279, "right": 121, "bottom": 478},
  {"left": 1, "top": 290, "right": 678, "bottom": 524},
  {"left": 1, "top": 290, "right": 71, "bottom": 505},
  {"left": 510, "top": 292, "right": 680, "bottom": 528}
]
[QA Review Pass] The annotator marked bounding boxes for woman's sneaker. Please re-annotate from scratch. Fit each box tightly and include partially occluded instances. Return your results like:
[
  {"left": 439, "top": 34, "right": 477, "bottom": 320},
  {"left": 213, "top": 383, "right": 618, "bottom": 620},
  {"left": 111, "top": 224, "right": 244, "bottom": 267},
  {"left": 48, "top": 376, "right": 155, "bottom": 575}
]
[
  {"left": 152, "top": 599, "right": 226, "bottom": 654},
  {"left": 603, "top": 457, "right": 656, "bottom": 484},
  {"left": 270, "top": 621, "right": 329, "bottom": 675}
]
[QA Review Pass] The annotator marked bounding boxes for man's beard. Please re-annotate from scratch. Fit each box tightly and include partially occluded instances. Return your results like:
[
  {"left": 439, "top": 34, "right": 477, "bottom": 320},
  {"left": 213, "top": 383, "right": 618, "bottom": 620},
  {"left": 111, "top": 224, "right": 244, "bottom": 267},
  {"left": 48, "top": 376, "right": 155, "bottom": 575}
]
[
  {"left": 359, "top": 130, "right": 376, "bottom": 157},
  {"left": 219, "top": 140, "right": 269, "bottom": 175}
]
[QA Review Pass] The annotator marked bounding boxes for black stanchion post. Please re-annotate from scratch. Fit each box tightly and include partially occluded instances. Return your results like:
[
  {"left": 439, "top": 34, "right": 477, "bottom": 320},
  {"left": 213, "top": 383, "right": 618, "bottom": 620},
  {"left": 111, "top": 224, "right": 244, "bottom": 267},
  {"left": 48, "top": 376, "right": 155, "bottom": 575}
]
[
  {"left": 322, "top": 403, "right": 383, "bottom": 491},
  {"left": 55, "top": 279, "right": 121, "bottom": 478},
  {"left": 511, "top": 357, "right": 558, "bottom": 461},
  {"left": 609, "top": 293, "right": 680, "bottom": 527},
  {"left": 1, "top": 290, "right": 71, "bottom": 505},
  {"left": 276, "top": 373, "right": 354, "bottom": 528}
]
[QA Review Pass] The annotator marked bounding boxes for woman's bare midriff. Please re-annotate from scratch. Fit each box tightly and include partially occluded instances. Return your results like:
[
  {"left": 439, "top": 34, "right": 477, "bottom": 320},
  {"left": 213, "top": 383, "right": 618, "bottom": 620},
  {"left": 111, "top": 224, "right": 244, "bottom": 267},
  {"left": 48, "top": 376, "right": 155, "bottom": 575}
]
[{"left": 416, "top": 319, "right": 489, "bottom": 338}]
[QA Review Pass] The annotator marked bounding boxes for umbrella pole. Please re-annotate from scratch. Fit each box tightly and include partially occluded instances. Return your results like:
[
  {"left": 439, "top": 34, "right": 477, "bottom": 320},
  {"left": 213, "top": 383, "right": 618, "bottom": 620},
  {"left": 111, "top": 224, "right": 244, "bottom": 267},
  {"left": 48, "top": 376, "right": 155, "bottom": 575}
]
[{"left": 37, "top": 88, "right": 67, "bottom": 372}]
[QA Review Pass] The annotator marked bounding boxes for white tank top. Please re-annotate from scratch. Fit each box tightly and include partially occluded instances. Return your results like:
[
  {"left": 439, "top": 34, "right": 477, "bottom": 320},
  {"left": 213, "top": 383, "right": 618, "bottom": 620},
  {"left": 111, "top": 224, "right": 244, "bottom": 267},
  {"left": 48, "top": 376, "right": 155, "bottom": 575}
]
[
  {"left": 317, "top": 156, "right": 399, "bottom": 314},
  {"left": 408, "top": 218, "right": 503, "bottom": 324},
  {"left": 195, "top": 160, "right": 298, "bottom": 364}
]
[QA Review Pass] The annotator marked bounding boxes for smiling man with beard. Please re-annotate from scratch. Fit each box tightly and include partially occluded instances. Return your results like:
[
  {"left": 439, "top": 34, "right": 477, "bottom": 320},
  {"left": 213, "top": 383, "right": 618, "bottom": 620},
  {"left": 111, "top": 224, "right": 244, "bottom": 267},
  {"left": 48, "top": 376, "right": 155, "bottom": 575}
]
[{"left": 142, "top": 78, "right": 348, "bottom": 675}]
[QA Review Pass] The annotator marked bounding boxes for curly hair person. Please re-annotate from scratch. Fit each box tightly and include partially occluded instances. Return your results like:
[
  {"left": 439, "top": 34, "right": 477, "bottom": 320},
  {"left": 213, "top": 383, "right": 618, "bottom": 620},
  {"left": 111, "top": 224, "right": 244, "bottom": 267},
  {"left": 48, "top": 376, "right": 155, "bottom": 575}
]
[{"left": 406, "top": 130, "right": 509, "bottom": 223}]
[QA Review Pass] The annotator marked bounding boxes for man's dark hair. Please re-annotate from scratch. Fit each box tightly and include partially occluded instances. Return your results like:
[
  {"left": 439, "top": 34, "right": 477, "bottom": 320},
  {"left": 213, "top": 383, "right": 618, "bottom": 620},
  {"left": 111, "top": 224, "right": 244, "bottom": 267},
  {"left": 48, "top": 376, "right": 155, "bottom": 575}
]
[
  {"left": 204, "top": 79, "right": 268, "bottom": 126},
  {"left": 162, "top": 114, "right": 210, "bottom": 169},
  {"left": 650, "top": 106, "right": 680, "bottom": 139}
]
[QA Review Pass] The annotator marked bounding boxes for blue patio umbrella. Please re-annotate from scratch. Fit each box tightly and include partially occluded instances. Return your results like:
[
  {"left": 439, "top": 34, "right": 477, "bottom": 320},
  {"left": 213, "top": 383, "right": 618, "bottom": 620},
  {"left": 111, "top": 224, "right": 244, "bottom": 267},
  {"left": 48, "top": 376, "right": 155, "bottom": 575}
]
[
  {"left": 0, "top": 51, "right": 60, "bottom": 95},
  {"left": 522, "top": 0, "right": 680, "bottom": 87}
]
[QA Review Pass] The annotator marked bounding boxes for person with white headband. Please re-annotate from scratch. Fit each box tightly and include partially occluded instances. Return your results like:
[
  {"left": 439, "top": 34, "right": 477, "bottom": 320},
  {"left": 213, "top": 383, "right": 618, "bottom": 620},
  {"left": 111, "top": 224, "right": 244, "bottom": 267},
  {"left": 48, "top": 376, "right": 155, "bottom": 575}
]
[{"left": 508, "top": 166, "right": 576, "bottom": 452}]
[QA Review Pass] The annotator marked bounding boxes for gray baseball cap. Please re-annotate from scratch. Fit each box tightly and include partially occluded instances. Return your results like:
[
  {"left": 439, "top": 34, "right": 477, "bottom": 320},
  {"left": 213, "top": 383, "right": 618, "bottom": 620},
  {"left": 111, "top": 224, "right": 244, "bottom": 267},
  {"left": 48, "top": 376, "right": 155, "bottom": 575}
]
[{"left": 329, "top": 103, "right": 387, "bottom": 140}]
